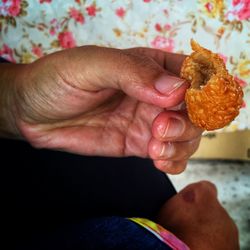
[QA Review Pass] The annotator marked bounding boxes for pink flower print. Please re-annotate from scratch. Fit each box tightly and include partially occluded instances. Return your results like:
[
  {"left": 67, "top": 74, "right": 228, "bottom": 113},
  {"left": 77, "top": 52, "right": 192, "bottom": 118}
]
[
  {"left": 58, "top": 31, "right": 76, "bottom": 49},
  {"left": 205, "top": 2, "right": 213, "bottom": 12},
  {"left": 241, "top": 100, "right": 246, "bottom": 108},
  {"left": 143, "top": 0, "right": 151, "bottom": 2},
  {"left": 226, "top": 0, "right": 250, "bottom": 20},
  {"left": 163, "top": 9, "right": 169, "bottom": 15},
  {"left": 69, "top": 7, "right": 85, "bottom": 24},
  {"left": 154, "top": 23, "right": 171, "bottom": 33},
  {"left": 49, "top": 27, "right": 56, "bottom": 36},
  {"left": 234, "top": 75, "right": 248, "bottom": 88},
  {"left": 86, "top": 4, "right": 97, "bottom": 16},
  {"left": 151, "top": 36, "right": 175, "bottom": 52},
  {"left": 0, "top": 44, "right": 16, "bottom": 62},
  {"left": 50, "top": 18, "right": 57, "bottom": 25},
  {"left": 0, "top": 3, "right": 8, "bottom": 16},
  {"left": 8, "top": 0, "right": 21, "bottom": 17},
  {"left": 49, "top": 18, "right": 60, "bottom": 36},
  {"left": 32, "top": 45, "right": 43, "bottom": 58},
  {"left": 39, "top": 0, "right": 52, "bottom": 3},
  {"left": 155, "top": 23, "right": 162, "bottom": 32},
  {"left": 237, "top": 1, "right": 250, "bottom": 20},
  {"left": 164, "top": 24, "right": 172, "bottom": 31},
  {"left": 115, "top": 7, "right": 126, "bottom": 18},
  {"left": 233, "top": 0, "right": 241, "bottom": 6}
]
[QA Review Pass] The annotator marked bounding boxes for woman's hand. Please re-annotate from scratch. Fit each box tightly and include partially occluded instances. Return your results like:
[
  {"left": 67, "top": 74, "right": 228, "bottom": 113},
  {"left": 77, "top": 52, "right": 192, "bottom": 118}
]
[{"left": 1, "top": 46, "right": 202, "bottom": 174}]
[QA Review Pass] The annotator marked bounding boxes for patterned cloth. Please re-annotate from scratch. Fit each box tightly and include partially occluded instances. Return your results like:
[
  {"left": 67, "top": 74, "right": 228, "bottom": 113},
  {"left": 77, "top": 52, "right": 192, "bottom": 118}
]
[
  {"left": 129, "top": 217, "right": 190, "bottom": 250},
  {"left": 0, "top": 0, "right": 249, "bottom": 131}
]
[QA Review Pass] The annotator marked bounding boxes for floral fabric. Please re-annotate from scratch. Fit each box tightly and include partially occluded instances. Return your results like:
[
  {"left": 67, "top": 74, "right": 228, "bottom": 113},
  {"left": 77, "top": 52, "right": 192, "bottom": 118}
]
[{"left": 0, "top": 0, "right": 249, "bottom": 131}]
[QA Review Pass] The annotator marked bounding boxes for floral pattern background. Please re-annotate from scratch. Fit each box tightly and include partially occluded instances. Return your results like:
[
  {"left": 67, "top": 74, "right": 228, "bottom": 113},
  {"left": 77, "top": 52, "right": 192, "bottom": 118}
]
[{"left": 0, "top": 0, "right": 249, "bottom": 131}]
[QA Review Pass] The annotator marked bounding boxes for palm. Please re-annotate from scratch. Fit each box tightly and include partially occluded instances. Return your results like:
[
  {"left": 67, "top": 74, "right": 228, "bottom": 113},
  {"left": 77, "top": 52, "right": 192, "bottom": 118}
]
[
  {"left": 18, "top": 68, "right": 160, "bottom": 157},
  {"left": 63, "top": 93, "right": 162, "bottom": 157},
  {"left": 17, "top": 45, "right": 195, "bottom": 173}
]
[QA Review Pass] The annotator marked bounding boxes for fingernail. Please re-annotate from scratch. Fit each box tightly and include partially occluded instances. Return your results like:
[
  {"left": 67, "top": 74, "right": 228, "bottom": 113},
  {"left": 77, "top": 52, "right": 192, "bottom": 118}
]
[
  {"left": 155, "top": 74, "right": 186, "bottom": 95},
  {"left": 162, "top": 117, "right": 185, "bottom": 138}
]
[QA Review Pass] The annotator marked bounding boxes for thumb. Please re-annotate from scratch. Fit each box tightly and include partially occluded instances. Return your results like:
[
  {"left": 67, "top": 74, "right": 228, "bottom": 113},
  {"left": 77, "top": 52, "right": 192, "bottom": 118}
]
[{"left": 65, "top": 46, "right": 189, "bottom": 108}]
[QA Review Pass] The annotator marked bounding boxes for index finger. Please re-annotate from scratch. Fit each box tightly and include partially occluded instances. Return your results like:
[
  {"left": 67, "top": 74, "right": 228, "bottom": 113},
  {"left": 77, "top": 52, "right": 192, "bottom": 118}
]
[{"left": 125, "top": 47, "right": 187, "bottom": 75}]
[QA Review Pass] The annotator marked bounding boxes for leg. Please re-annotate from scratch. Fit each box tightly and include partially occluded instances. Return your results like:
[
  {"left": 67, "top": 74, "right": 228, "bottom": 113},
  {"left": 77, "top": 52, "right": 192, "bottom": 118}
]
[{"left": 0, "top": 138, "right": 176, "bottom": 248}]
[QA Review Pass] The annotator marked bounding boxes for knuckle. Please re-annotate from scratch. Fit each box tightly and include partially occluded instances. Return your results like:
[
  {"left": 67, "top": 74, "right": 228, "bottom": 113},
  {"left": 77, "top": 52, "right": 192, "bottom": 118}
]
[
  {"left": 121, "top": 50, "right": 163, "bottom": 80},
  {"left": 169, "top": 161, "right": 187, "bottom": 175},
  {"left": 180, "top": 181, "right": 218, "bottom": 204}
]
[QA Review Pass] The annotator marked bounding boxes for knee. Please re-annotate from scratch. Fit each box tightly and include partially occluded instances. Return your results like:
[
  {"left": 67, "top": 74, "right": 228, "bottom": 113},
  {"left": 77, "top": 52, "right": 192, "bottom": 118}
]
[
  {"left": 192, "top": 180, "right": 217, "bottom": 196},
  {"left": 180, "top": 180, "right": 218, "bottom": 204}
]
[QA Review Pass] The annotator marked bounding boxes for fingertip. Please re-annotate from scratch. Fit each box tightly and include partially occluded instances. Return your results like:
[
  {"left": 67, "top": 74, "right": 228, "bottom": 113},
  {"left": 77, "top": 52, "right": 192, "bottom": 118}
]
[{"left": 154, "top": 160, "right": 187, "bottom": 174}]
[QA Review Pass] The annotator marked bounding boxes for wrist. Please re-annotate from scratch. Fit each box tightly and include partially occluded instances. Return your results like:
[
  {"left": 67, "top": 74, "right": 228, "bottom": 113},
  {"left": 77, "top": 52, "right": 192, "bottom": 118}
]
[{"left": 0, "top": 63, "right": 27, "bottom": 139}]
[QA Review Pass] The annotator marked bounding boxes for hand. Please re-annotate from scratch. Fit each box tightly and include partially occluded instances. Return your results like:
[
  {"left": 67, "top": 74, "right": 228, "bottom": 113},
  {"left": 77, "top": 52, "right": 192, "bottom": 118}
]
[
  {"left": 157, "top": 181, "right": 239, "bottom": 249},
  {"left": 1, "top": 46, "right": 202, "bottom": 174}
]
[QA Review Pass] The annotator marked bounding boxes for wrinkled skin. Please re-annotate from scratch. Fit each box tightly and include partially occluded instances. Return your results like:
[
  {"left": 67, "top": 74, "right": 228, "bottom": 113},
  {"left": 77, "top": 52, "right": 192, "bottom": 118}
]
[{"left": 5, "top": 46, "right": 203, "bottom": 174}]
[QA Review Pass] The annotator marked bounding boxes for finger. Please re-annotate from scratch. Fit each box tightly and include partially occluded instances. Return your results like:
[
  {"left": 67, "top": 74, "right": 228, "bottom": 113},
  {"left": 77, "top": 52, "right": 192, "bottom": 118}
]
[
  {"left": 153, "top": 159, "right": 188, "bottom": 174},
  {"left": 148, "top": 137, "right": 201, "bottom": 161},
  {"left": 56, "top": 46, "right": 189, "bottom": 108},
  {"left": 125, "top": 47, "right": 187, "bottom": 75},
  {"left": 152, "top": 110, "right": 203, "bottom": 142}
]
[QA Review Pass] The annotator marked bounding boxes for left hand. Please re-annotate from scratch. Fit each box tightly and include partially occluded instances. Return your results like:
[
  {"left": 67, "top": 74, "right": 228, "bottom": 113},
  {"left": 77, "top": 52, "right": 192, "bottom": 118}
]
[{"left": 3, "top": 46, "right": 202, "bottom": 174}]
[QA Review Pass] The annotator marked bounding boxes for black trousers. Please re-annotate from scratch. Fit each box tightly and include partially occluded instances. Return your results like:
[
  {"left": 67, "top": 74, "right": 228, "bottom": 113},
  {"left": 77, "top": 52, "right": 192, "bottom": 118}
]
[{"left": 0, "top": 138, "right": 176, "bottom": 247}]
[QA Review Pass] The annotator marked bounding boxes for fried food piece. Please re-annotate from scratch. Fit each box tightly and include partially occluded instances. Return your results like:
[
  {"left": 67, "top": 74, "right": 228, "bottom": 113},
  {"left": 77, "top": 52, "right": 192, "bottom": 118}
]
[{"left": 181, "top": 40, "right": 243, "bottom": 131}]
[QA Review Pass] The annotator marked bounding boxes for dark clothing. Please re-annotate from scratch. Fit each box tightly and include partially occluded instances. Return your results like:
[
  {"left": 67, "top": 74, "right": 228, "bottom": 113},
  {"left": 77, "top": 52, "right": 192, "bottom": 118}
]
[
  {"left": 0, "top": 138, "right": 176, "bottom": 249},
  {"left": 0, "top": 56, "right": 176, "bottom": 249}
]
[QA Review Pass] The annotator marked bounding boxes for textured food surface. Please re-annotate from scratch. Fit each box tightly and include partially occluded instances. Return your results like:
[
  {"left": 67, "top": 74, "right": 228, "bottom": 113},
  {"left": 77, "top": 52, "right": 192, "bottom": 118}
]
[{"left": 181, "top": 40, "right": 243, "bottom": 131}]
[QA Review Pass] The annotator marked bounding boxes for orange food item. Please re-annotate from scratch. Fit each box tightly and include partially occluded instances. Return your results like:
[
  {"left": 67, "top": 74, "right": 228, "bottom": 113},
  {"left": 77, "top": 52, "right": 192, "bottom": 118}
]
[{"left": 181, "top": 40, "right": 243, "bottom": 131}]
